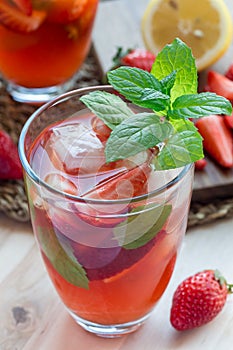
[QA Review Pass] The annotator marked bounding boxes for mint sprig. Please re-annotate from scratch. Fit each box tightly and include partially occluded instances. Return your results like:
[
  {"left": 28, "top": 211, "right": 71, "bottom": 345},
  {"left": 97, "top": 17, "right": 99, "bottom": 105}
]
[{"left": 80, "top": 38, "right": 232, "bottom": 169}]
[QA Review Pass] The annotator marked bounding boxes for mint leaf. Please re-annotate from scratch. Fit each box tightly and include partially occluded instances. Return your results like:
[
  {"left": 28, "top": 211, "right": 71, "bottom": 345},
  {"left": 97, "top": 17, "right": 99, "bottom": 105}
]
[
  {"left": 151, "top": 38, "right": 197, "bottom": 102},
  {"left": 80, "top": 90, "right": 133, "bottom": 129},
  {"left": 113, "top": 203, "right": 172, "bottom": 249},
  {"left": 160, "top": 71, "right": 177, "bottom": 96},
  {"left": 107, "top": 67, "right": 170, "bottom": 112},
  {"left": 168, "top": 92, "right": 233, "bottom": 119},
  {"left": 155, "top": 119, "right": 203, "bottom": 169},
  {"left": 37, "top": 226, "right": 89, "bottom": 289},
  {"left": 105, "top": 113, "right": 173, "bottom": 163},
  {"left": 137, "top": 88, "right": 170, "bottom": 111}
]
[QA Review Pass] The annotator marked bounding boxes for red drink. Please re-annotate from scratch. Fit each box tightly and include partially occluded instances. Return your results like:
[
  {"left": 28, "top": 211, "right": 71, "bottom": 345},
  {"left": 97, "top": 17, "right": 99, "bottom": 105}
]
[
  {"left": 0, "top": 0, "right": 98, "bottom": 103},
  {"left": 19, "top": 87, "right": 194, "bottom": 336}
]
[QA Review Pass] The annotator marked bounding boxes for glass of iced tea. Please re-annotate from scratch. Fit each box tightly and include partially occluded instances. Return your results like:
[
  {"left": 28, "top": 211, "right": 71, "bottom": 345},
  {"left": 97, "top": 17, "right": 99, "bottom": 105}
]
[
  {"left": 19, "top": 85, "right": 194, "bottom": 337},
  {"left": 0, "top": 0, "right": 98, "bottom": 103}
]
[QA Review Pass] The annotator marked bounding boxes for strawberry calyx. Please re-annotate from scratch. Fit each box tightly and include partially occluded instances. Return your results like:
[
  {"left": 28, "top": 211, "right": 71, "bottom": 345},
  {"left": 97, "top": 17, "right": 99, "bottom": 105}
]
[
  {"left": 214, "top": 269, "right": 233, "bottom": 294},
  {"left": 111, "top": 47, "right": 133, "bottom": 68}
]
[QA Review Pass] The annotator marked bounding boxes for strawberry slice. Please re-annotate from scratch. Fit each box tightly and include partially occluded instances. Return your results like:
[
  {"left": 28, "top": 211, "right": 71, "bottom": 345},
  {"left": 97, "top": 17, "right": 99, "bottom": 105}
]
[
  {"left": 196, "top": 115, "right": 233, "bottom": 168},
  {"left": 44, "top": 173, "right": 78, "bottom": 196},
  {"left": 46, "top": 0, "right": 88, "bottom": 24},
  {"left": 86, "top": 163, "right": 152, "bottom": 200},
  {"left": 224, "top": 112, "right": 233, "bottom": 129},
  {"left": 12, "top": 0, "right": 32, "bottom": 16},
  {"left": 0, "top": 130, "right": 23, "bottom": 180},
  {"left": 91, "top": 116, "right": 111, "bottom": 142},
  {"left": 72, "top": 230, "right": 165, "bottom": 281},
  {"left": 0, "top": 2, "right": 46, "bottom": 33},
  {"left": 225, "top": 64, "right": 233, "bottom": 81},
  {"left": 206, "top": 70, "right": 233, "bottom": 102}
]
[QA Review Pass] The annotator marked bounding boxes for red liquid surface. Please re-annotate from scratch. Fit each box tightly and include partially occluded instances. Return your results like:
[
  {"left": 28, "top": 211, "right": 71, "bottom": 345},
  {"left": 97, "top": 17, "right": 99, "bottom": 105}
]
[
  {"left": 28, "top": 112, "right": 189, "bottom": 325},
  {"left": 0, "top": 0, "right": 98, "bottom": 87}
]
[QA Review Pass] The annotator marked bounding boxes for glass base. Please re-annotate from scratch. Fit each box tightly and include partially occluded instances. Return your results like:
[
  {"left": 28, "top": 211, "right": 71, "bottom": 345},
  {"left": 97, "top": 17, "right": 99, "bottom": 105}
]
[
  {"left": 6, "top": 79, "right": 75, "bottom": 104},
  {"left": 68, "top": 309, "right": 152, "bottom": 338}
]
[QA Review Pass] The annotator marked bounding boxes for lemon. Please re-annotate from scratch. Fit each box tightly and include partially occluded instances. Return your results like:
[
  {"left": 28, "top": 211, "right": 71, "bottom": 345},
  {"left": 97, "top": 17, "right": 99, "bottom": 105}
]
[{"left": 141, "top": 0, "right": 232, "bottom": 71}]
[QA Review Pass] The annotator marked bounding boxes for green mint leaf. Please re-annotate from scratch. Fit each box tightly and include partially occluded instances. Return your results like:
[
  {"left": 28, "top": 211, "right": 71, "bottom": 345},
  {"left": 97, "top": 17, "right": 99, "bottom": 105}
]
[
  {"left": 151, "top": 38, "right": 197, "bottom": 102},
  {"left": 168, "top": 92, "right": 233, "bottom": 119},
  {"left": 37, "top": 226, "right": 89, "bottom": 289},
  {"left": 113, "top": 203, "right": 172, "bottom": 249},
  {"left": 107, "top": 66, "right": 168, "bottom": 112},
  {"left": 155, "top": 119, "right": 203, "bottom": 169},
  {"left": 80, "top": 91, "right": 133, "bottom": 129},
  {"left": 105, "top": 113, "right": 174, "bottom": 163},
  {"left": 160, "top": 71, "right": 177, "bottom": 96},
  {"left": 134, "top": 87, "right": 170, "bottom": 111}
]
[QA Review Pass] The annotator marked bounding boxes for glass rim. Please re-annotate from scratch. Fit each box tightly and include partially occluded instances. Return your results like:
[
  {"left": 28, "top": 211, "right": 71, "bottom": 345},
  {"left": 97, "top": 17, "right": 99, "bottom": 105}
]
[{"left": 18, "top": 85, "right": 193, "bottom": 205}]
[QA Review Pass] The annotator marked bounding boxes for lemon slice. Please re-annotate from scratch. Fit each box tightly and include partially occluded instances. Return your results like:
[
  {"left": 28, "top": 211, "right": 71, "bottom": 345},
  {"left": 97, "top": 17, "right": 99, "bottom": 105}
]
[{"left": 141, "top": 0, "right": 232, "bottom": 71}]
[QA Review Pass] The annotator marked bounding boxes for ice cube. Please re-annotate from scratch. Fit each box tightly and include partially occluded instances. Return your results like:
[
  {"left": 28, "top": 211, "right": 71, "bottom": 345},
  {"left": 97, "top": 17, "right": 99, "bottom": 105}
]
[
  {"left": 44, "top": 173, "right": 78, "bottom": 195},
  {"left": 47, "top": 123, "right": 106, "bottom": 175}
]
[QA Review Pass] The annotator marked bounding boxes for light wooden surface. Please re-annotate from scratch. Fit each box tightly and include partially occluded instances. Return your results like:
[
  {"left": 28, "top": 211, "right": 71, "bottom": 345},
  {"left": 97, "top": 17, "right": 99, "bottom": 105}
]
[
  {"left": 1, "top": 214, "right": 233, "bottom": 350},
  {"left": 92, "top": 0, "right": 233, "bottom": 202}
]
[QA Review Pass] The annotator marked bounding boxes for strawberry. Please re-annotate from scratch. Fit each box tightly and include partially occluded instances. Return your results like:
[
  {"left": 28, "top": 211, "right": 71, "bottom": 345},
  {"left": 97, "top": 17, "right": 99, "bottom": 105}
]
[
  {"left": 91, "top": 116, "right": 111, "bottom": 142},
  {"left": 112, "top": 47, "right": 156, "bottom": 72},
  {"left": 170, "top": 269, "right": 232, "bottom": 331},
  {"left": 225, "top": 63, "right": 233, "bottom": 81},
  {"left": 195, "top": 115, "right": 233, "bottom": 168},
  {"left": 194, "top": 158, "right": 207, "bottom": 171},
  {"left": 44, "top": 173, "right": 78, "bottom": 195},
  {"left": 224, "top": 112, "right": 233, "bottom": 129},
  {"left": 205, "top": 70, "right": 233, "bottom": 102},
  {"left": 72, "top": 230, "right": 165, "bottom": 281},
  {"left": 0, "top": 130, "right": 23, "bottom": 180},
  {"left": 12, "top": 0, "right": 32, "bottom": 16},
  {"left": 73, "top": 162, "right": 152, "bottom": 229},
  {"left": 0, "top": 1, "right": 46, "bottom": 33},
  {"left": 86, "top": 162, "right": 152, "bottom": 200},
  {"left": 46, "top": 0, "right": 88, "bottom": 24}
]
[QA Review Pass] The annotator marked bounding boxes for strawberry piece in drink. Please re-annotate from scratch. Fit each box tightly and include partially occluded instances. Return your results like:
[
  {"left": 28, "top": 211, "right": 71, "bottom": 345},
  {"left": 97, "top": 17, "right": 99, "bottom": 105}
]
[
  {"left": 0, "top": 1, "right": 46, "bottom": 33},
  {"left": 46, "top": 0, "right": 88, "bottom": 24},
  {"left": 12, "top": 0, "right": 33, "bottom": 15},
  {"left": 44, "top": 174, "right": 78, "bottom": 196},
  {"left": 72, "top": 230, "right": 165, "bottom": 281},
  {"left": 91, "top": 116, "right": 111, "bottom": 142}
]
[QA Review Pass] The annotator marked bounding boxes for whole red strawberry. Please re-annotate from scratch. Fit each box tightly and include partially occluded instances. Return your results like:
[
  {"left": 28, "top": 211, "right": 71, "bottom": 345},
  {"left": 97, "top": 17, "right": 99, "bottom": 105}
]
[
  {"left": 170, "top": 270, "right": 232, "bottom": 331},
  {"left": 194, "top": 158, "right": 207, "bottom": 171},
  {"left": 112, "top": 47, "right": 156, "bottom": 72},
  {"left": 0, "top": 130, "right": 23, "bottom": 180}
]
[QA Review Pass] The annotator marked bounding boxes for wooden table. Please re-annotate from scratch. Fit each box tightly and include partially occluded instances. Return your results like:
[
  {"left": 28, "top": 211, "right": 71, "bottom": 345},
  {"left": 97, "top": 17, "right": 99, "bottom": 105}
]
[{"left": 1, "top": 0, "right": 233, "bottom": 349}]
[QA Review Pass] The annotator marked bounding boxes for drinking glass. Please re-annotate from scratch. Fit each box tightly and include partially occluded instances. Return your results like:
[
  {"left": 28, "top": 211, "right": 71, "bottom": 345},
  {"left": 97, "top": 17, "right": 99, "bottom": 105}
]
[
  {"left": 0, "top": 0, "right": 98, "bottom": 104},
  {"left": 19, "top": 86, "right": 194, "bottom": 337}
]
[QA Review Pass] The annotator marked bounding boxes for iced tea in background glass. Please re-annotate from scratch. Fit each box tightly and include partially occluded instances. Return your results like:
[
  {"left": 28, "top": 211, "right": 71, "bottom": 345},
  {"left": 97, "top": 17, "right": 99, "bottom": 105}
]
[
  {"left": 19, "top": 86, "right": 194, "bottom": 337},
  {"left": 0, "top": 0, "right": 98, "bottom": 103}
]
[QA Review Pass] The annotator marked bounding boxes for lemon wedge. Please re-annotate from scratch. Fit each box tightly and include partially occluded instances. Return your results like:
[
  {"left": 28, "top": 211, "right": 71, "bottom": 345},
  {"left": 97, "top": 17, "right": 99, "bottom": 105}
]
[{"left": 141, "top": 0, "right": 232, "bottom": 71}]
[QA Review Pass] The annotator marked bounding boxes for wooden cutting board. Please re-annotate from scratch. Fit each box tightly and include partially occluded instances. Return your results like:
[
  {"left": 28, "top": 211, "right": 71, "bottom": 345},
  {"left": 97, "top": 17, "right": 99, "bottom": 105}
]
[{"left": 92, "top": 0, "right": 233, "bottom": 202}]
